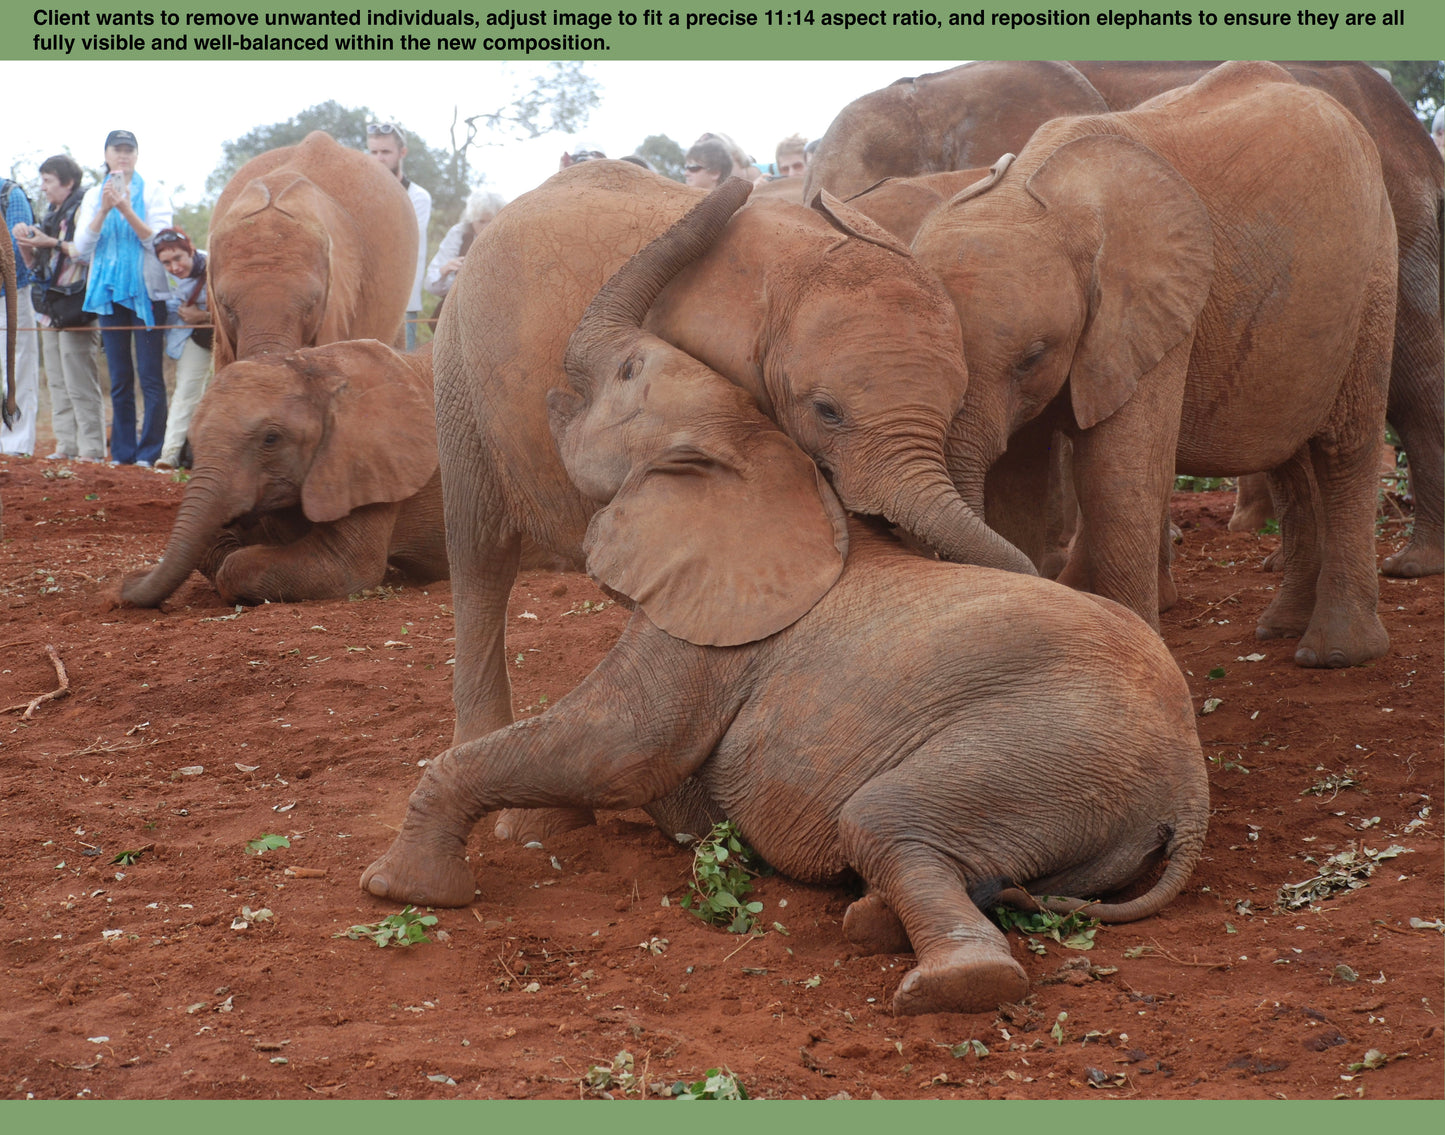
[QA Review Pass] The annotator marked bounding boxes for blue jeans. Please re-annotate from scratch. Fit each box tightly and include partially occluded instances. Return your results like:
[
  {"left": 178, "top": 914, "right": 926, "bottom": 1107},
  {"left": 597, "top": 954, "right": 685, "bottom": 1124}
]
[{"left": 100, "top": 301, "right": 168, "bottom": 464}]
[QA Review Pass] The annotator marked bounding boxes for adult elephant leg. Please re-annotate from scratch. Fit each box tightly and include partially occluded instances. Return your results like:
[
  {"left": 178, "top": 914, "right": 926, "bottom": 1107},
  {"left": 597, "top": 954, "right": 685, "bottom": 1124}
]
[
  {"left": 1054, "top": 383, "right": 1183, "bottom": 629},
  {"left": 1381, "top": 368, "right": 1445, "bottom": 577},
  {"left": 363, "top": 621, "right": 731, "bottom": 906},
  {"left": 1291, "top": 271, "right": 1394, "bottom": 667},
  {"left": 1256, "top": 448, "right": 1324, "bottom": 641},
  {"left": 1229, "top": 472, "right": 1275, "bottom": 533},
  {"left": 212, "top": 503, "right": 397, "bottom": 604},
  {"left": 838, "top": 767, "right": 1028, "bottom": 1016}
]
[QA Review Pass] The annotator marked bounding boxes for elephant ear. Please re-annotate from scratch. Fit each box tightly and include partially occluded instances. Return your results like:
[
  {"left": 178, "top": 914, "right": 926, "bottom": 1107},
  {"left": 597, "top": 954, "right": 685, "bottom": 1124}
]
[
  {"left": 809, "top": 189, "right": 915, "bottom": 258},
  {"left": 1026, "top": 133, "right": 1214, "bottom": 430},
  {"left": 298, "top": 339, "right": 438, "bottom": 523},
  {"left": 582, "top": 409, "right": 849, "bottom": 648}
]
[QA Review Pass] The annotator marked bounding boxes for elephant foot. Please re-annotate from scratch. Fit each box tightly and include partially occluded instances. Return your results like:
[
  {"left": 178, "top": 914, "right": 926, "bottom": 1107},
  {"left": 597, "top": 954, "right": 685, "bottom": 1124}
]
[
  {"left": 892, "top": 942, "right": 1030, "bottom": 1016},
  {"left": 361, "top": 834, "right": 478, "bottom": 908},
  {"left": 1157, "top": 568, "right": 1178, "bottom": 613},
  {"left": 493, "top": 806, "right": 596, "bottom": 846},
  {"left": 1260, "top": 547, "right": 1282, "bottom": 572},
  {"left": 1227, "top": 501, "right": 1274, "bottom": 533},
  {"left": 843, "top": 893, "right": 912, "bottom": 955},
  {"left": 1381, "top": 538, "right": 1444, "bottom": 578},
  {"left": 1255, "top": 593, "right": 1312, "bottom": 641},
  {"left": 1292, "top": 613, "right": 1389, "bottom": 669}
]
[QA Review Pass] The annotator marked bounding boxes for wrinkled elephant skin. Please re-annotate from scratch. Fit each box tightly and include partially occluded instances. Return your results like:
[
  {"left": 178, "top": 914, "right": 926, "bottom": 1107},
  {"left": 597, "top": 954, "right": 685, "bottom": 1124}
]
[{"left": 364, "top": 188, "right": 1209, "bottom": 1016}]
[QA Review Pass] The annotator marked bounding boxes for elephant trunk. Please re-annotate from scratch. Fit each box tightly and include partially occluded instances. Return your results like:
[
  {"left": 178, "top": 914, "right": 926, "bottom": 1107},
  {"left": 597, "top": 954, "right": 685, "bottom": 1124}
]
[
  {"left": 882, "top": 468, "right": 1037, "bottom": 575},
  {"left": 121, "top": 469, "right": 238, "bottom": 607},
  {"left": 565, "top": 178, "right": 754, "bottom": 388}
]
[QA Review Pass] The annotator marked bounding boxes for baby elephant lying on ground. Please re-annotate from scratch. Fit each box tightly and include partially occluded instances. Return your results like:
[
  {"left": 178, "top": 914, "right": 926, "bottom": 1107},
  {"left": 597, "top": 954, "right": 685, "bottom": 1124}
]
[{"left": 362, "top": 182, "right": 1209, "bottom": 1016}]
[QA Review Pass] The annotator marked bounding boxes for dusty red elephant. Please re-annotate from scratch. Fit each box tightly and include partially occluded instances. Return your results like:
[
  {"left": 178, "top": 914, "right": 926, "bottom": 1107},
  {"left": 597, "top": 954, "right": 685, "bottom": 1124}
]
[
  {"left": 363, "top": 182, "right": 1209, "bottom": 1018},
  {"left": 912, "top": 62, "right": 1397, "bottom": 669},
  {"left": 207, "top": 130, "right": 418, "bottom": 371},
  {"left": 807, "top": 59, "right": 1444, "bottom": 580}
]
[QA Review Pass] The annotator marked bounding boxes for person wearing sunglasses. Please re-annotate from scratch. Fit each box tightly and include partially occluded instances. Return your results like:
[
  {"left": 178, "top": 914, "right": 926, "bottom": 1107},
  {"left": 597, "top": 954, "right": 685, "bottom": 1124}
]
[
  {"left": 366, "top": 122, "right": 431, "bottom": 350},
  {"left": 74, "top": 129, "right": 174, "bottom": 467},
  {"left": 683, "top": 138, "right": 733, "bottom": 189}
]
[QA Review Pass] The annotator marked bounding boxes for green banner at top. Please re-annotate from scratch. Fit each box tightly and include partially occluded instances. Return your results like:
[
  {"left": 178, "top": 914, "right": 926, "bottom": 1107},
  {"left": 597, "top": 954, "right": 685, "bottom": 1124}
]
[{"left": 8, "top": 1, "right": 1445, "bottom": 59}]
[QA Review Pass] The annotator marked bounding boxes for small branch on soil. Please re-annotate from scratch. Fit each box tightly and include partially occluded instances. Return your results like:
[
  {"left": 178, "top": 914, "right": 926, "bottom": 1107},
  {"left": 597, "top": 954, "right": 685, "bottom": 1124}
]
[
  {"left": 497, "top": 953, "right": 523, "bottom": 984},
  {"left": 1180, "top": 591, "right": 1244, "bottom": 626},
  {"left": 70, "top": 736, "right": 154, "bottom": 755},
  {"left": 1138, "top": 938, "right": 1232, "bottom": 969},
  {"left": 0, "top": 639, "right": 37, "bottom": 651},
  {"left": 722, "top": 933, "right": 761, "bottom": 963},
  {"left": 1, "top": 645, "right": 70, "bottom": 719}
]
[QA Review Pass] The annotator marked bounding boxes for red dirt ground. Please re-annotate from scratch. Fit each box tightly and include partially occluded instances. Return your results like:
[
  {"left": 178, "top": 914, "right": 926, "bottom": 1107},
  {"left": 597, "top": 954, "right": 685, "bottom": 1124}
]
[{"left": 1, "top": 453, "right": 1440, "bottom": 1100}]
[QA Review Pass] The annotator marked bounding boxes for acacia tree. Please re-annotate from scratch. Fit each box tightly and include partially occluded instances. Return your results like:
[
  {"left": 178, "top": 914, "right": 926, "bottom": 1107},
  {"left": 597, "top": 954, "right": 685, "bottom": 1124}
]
[{"left": 634, "top": 134, "right": 686, "bottom": 182}]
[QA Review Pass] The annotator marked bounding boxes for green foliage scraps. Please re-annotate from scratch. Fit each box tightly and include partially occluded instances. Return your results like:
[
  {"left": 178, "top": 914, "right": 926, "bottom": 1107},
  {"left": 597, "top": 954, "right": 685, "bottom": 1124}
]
[
  {"left": 938, "top": 1039, "right": 989, "bottom": 1059},
  {"left": 681, "top": 821, "right": 767, "bottom": 934},
  {"left": 334, "top": 905, "right": 438, "bottom": 948},
  {"left": 245, "top": 834, "right": 290, "bottom": 855},
  {"left": 111, "top": 849, "right": 145, "bottom": 866},
  {"left": 994, "top": 904, "right": 1100, "bottom": 951},
  {"left": 1277, "top": 843, "right": 1412, "bottom": 911},
  {"left": 583, "top": 1051, "right": 641, "bottom": 1098},
  {"left": 670, "top": 1068, "right": 750, "bottom": 1100}
]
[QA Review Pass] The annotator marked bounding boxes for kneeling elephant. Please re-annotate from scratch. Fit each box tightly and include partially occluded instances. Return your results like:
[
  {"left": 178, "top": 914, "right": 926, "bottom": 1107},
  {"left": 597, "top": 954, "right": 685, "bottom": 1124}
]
[{"left": 121, "top": 340, "right": 447, "bottom": 606}]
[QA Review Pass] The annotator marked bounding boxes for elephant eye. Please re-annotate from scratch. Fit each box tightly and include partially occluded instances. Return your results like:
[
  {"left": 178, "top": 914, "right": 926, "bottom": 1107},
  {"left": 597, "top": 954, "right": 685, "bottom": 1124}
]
[
  {"left": 262, "top": 430, "right": 281, "bottom": 446},
  {"left": 1016, "top": 340, "right": 1048, "bottom": 372},
  {"left": 811, "top": 397, "right": 844, "bottom": 426},
  {"left": 619, "top": 355, "right": 641, "bottom": 382}
]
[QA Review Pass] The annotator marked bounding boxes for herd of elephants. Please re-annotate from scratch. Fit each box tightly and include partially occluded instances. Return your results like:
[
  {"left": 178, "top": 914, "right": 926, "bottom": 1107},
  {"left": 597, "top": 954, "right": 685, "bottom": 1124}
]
[{"left": 5, "top": 59, "right": 1440, "bottom": 1016}]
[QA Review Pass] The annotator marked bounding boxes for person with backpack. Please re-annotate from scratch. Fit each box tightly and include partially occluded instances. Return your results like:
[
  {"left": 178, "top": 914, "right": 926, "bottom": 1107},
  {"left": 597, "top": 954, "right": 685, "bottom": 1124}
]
[
  {"left": 75, "top": 129, "right": 173, "bottom": 467},
  {"left": 2, "top": 175, "right": 40, "bottom": 456},
  {"left": 13, "top": 154, "right": 105, "bottom": 463}
]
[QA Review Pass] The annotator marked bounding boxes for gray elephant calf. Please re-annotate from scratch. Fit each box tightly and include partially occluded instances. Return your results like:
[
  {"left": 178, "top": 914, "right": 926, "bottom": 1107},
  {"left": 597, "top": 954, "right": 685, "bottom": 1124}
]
[{"left": 362, "top": 184, "right": 1209, "bottom": 1017}]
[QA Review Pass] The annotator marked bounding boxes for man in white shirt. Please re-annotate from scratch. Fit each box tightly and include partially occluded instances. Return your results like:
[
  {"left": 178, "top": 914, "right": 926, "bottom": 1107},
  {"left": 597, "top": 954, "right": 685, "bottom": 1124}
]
[{"left": 366, "top": 123, "right": 430, "bottom": 350}]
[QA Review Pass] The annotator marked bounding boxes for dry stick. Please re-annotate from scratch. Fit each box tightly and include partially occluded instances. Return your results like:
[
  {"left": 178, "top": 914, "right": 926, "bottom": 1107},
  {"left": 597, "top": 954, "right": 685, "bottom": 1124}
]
[
  {"left": 1140, "top": 937, "right": 1232, "bottom": 969},
  {"left": 1, "top": 645, "right": 70, "bottom": 719},
  {"left": 1180, "top": 590, "right": 1245, "bottom": 627},
  {"left": 721, "top": 933, "right": 761, "bottom": 963}
]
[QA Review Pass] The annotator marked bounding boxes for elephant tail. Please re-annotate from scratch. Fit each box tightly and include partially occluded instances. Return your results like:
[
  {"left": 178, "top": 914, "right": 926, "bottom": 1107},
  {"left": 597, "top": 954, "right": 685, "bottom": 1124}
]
[{"left": 993, "top": 806, "right": 1208, "bottom": 925}]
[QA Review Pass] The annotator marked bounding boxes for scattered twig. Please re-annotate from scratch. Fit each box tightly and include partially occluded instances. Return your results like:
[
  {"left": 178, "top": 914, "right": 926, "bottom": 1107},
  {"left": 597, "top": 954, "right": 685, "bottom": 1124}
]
[
  {"left": 1, "top": 645, "right": 70, "bottom": 719},
  {"left": 1181, "top": 591, "right": 1244, "bottom": 626},
  {"left": 722, "top": 933, "right": 761, "bottom": 963},
  {"left": 1138, "top": 937, "right": 1232, "bottom": 969}
]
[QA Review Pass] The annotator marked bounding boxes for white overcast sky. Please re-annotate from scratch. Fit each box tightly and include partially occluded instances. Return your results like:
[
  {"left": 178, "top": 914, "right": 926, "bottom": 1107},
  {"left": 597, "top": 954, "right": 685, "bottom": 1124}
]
[{"left": 5, "top": 60, "right": 962, "bottom": 207}]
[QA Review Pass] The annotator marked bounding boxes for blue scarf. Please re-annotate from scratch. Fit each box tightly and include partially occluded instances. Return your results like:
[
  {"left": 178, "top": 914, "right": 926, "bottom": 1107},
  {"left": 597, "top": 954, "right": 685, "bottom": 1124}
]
[{"left": 83, "top": 172, "right": 154, "bottom": 325}]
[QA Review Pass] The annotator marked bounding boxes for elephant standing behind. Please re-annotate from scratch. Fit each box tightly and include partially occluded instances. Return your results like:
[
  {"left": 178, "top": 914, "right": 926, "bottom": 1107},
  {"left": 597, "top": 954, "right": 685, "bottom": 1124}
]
[
  {"left": 207, "top": 131, "right": 417, "bottom": 371},
  {"left": 120, "top": 340, "right": 447, "bottom": 606},
  {"left": 807, "top": 59, "right": 1444, "bottom": 579},
  {"left": 363, "top": 183, "right": 1209, "bottom": 1018},
  {"left": 433, "top": 161, "right": 1034, "bottom": 845},
  {"left": 913, "top": 61, "right": 1397, "bottom": 669}
]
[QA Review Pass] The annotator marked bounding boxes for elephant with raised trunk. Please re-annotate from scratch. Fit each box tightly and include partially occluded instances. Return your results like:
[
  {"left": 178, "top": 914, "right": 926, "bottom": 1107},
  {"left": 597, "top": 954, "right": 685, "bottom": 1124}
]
[
  {"left": 434, "top": 161, "right": 1034, "bottom": 844},
  {"left": 912, "top": 62, "right": 1397, "bottom": 668},
  {"left": 208, "top": 131, "right": 417, "bottom": 371},
  {"left": 363, "top": 182, "right": 1209, "bottom": 1018},
  {"left": 808, "top": 59, "right": 1444, "bottom": 579},
  {"left": 120, "top": 340, "right": 447, "bottom": 606}
]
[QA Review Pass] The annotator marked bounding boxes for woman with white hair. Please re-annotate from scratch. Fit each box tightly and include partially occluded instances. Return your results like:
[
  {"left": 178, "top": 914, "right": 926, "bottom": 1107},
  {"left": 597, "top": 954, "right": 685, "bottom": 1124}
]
[{"left": 425, "top": 188, "right": 507, "bottom": 324}]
